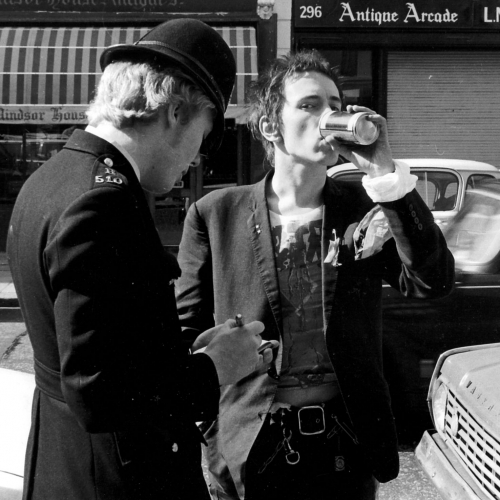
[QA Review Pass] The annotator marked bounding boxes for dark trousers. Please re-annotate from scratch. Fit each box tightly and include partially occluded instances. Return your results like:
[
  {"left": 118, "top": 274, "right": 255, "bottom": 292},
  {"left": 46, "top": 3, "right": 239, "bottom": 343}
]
[{"left": 243, "top": 402, "right": 378, "bottom": 500}]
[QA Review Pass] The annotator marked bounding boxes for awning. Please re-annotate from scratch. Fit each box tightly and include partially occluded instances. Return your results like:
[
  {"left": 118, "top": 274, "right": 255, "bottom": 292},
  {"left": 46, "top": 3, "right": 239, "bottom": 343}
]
[{"left": 0, "top": 26, "right": 257, "bottom": 125}]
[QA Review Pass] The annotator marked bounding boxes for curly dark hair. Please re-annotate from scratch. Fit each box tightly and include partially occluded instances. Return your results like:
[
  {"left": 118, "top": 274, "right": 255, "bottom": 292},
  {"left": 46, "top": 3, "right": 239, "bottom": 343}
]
[{"left": 246, "top": 49, "right": 343, "bottom": 166}]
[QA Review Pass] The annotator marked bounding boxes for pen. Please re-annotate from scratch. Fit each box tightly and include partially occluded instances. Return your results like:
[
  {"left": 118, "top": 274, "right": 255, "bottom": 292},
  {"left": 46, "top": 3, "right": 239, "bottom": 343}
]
[{"left": 235, "top": 314, "right": 243, "bottom": 327}]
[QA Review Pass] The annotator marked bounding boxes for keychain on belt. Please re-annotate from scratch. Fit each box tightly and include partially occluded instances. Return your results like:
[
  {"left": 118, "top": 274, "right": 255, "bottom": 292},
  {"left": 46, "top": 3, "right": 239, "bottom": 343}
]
[{"left": 283, "top": 429, "right": 300, "bottom": 465}]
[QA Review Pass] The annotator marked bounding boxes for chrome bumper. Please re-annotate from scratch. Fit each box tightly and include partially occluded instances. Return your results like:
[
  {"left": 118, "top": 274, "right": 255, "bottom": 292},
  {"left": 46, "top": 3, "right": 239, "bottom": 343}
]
[{"left": 415, "top": 430, "right": 490, "bottom": 500}]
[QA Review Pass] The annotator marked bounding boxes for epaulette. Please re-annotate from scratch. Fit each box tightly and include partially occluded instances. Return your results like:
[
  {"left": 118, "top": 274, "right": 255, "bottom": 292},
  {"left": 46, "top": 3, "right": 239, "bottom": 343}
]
[{"left": 92, "top": 155, "right": 129, "bottom": 189}]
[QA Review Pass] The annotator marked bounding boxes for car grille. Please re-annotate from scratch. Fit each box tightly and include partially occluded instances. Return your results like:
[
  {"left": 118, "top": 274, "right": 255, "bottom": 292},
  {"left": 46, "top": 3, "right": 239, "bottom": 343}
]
[{"left": 444, "top": 388, "right": 500, "bottom": 500}]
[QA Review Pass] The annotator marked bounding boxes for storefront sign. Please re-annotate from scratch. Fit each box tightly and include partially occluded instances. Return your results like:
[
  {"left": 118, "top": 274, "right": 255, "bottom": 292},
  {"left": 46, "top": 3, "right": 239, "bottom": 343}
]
[
  {"left": 478, "top": 0, "right": 500, "bottom": 24},
  {"left": 0, "top": 0, "right": 255, "bottom": 12},
  {"left": 294, "top": 0, "right": 474, "bottom": 28},
  {"left": 0, "top": 106, "right": 87, "bottom": 124}
]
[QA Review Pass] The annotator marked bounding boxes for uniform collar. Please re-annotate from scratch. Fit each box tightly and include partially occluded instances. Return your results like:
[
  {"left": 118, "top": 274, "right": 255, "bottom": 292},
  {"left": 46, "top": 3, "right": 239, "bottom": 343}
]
[{"left": 86, "top": 125, "right": 141, "bottom": 181}]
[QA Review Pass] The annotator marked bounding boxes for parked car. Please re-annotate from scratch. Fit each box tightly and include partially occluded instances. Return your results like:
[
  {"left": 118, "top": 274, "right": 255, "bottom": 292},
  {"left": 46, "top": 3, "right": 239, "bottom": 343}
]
[
  {"left": 328, "top": 161, "right": 500, "bottom": 441},
  {"left": 0, "top": 368, "right": 35, "bottom": 500},
  {"left": 328, "top": 158, "right": 500, "bottom": 229},
  {"left": 446, "top": 180, "right": 500, "bottom": 274},
  {"left": 416, "top": 342, "right": 500, "bottom": 500}
]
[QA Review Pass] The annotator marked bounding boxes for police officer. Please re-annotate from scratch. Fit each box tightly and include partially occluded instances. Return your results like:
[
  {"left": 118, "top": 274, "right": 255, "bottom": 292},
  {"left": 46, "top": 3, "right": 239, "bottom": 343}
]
[{"left": 7, "top": 19, "right": 270, "bottom": 500}]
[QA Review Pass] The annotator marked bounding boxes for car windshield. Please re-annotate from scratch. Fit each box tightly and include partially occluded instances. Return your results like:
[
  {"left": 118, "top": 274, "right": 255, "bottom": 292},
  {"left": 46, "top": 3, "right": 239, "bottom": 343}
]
[{"left": 445, "top": 186, "right": 500, "bottom": 266}]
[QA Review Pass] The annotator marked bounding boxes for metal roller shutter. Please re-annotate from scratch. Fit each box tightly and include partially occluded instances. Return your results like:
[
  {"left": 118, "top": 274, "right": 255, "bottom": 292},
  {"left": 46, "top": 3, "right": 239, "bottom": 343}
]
[{"left": 387, "top": 51, "right": 500, "bottom": 167}]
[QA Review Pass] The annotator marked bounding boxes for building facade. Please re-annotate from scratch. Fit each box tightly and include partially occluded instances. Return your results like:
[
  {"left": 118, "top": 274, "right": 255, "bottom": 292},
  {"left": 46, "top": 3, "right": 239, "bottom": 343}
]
[
  {"left": 0, "top": 0, "right": 278, "bottom": 249},
  {"left": 292, "top": 0, "right": 500, "bottom": 166}
]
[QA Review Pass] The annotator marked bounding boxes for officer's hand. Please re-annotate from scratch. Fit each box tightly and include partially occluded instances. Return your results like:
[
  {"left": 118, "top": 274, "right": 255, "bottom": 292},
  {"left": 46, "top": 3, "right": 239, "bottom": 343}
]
[
  {"left": 203, "top": 318, "right": 268, "bottom": 385},
  {"left": 326, "top": 105, "right": 395, "bottom": 178},
  {"left": 191, "top": 325, "right": 220, "bottom": 353}
]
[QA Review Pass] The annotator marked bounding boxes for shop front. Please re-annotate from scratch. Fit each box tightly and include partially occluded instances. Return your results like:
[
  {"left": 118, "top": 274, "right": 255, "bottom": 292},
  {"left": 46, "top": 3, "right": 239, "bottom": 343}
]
[
  {"left": 293, "top": 0, "right": 500, "bottom": 167},
  {"left": 0, "top": 0, "right": 277, "bottom": 250}
]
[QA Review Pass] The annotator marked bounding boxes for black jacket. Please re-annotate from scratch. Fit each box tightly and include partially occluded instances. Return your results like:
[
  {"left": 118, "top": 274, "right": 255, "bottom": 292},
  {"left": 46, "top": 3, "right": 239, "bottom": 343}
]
[
  {"left": 176, "top": 170, "right": 455, "bottom": 498},
  {"left": 7, "top": 130, "right": 219, "bottom": 500}
]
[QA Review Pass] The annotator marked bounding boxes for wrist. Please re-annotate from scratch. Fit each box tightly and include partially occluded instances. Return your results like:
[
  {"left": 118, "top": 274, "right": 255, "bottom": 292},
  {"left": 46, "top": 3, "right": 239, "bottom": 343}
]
[
  {"left": 362, "top": 160, "right": 417, "bottom": 202},
  {"left": 366, "top": 162, "right": 396, "bottom": 179}
]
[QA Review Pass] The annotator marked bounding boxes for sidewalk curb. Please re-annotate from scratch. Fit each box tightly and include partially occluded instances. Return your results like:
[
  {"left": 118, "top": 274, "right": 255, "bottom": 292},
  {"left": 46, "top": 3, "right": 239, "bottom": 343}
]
[{"left": 0, "top": 298, "right": 19, "bottom": 308}]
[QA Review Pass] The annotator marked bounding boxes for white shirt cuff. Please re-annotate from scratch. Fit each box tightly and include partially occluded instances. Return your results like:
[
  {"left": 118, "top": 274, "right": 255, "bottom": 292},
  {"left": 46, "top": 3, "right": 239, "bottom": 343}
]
[{"left": 361, "top": 160, "right": 417, "bottom": 203}]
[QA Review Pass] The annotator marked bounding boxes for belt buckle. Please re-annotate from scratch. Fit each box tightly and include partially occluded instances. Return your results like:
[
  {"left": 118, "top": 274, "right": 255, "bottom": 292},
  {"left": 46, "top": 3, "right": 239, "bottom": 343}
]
[{"left": 297, "top": 405, "right": 326, "bottom": 436}]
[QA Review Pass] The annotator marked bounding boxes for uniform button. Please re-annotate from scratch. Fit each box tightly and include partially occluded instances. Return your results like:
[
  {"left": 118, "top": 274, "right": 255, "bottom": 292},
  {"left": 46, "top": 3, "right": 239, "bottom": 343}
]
[
  {"left": 409, "top": 204, "right": 414, "bottom": 211},
  {"left": 257, "top": 229, "right": 261, "bottom": 234},
  {"left": 172, "top": 443, "right": 178, "bottom": 453},
  {"left": 418, "top": 223, "right": 423, "bottom": 230},
  {"left": 414, "top": 217, "right": 420, "bottom": 224},
  {"left": 411, "top": 210, "right": 417, "bottom": 217},
  {"left": 104, "top": 158, "right": 113, "bottom": 167}
]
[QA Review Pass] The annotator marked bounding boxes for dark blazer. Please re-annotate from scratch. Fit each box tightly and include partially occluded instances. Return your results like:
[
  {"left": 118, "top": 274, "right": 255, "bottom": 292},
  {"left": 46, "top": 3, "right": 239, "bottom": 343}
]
[
  {"left": 176, "top": 170, "right": 455, "bottom": 498},
  {"left": 7, "top": 130, "right": 220, "bottom": 500}
]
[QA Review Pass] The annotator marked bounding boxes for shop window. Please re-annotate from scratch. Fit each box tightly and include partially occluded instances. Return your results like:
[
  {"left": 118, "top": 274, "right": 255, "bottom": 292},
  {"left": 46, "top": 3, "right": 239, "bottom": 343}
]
[
  {"left": 325, "top": 50, "right": 373, "bottom": 108},
  {"left": 0, "top": 124, "right": 83, "bottom": 250},
  {"left": 299, "top": 47, "right": 374, "bottom": 109},
  {"left": 0, "top": 121, "right": 240, "bottom": 250},
  {"left": 0, "top": 124, "right": 80, "bottom": 202},
  {"left": 154, "top": 193, "right": 188, "bottom": 249},
  {"left": 154, "top": 119, "right": 240, "bottom": 248},
  {"left": 203, "top": 120, "right": 238, "bottom": 188}
]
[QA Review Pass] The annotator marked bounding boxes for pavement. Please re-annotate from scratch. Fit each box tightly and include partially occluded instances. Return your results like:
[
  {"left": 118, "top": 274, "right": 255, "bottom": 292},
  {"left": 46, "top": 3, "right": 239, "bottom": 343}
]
[{"left": 0, "top": 252, "right": 17, "bottom": 307}]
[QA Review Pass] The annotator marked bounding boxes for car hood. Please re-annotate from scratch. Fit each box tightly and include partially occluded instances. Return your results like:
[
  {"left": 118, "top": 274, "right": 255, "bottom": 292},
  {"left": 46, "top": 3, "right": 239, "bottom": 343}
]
[{"left": 439, "top": 344, "right": 500, "bottom": 437}]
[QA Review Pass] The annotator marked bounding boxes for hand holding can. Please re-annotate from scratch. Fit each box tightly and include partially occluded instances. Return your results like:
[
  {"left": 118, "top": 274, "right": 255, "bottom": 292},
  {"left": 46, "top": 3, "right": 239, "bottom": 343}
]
[
  {"left": 319, "top": 110, "right": 380, "bottom": 145},
  {"left": 322, "top": 105, "right": 395, "bottom": 178}
]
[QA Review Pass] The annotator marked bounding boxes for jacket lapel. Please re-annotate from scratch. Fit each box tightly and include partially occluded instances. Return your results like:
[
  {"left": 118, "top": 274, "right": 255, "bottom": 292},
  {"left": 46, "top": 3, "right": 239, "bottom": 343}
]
[
  {"left": 247, "top": 172, "right": 282, "bottom": 334},
  {"left": 321, "top": 178, "right": 343, "bottom": 329}
]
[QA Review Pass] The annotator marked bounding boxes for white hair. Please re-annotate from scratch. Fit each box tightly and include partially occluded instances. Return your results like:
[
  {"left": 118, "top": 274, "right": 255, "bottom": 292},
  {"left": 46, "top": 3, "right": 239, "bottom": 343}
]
[{"left": 86, "top": 60, "right": 215, "bottom": 128}]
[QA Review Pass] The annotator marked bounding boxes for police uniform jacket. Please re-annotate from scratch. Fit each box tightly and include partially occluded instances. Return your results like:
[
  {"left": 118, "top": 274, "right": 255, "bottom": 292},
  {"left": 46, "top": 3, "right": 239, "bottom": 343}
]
[
  {"left": 7, "top": 130, "right": 220, "bottom": 500},
  {"left": 176, "top": 170, "right": 455, "bottom": 498}
]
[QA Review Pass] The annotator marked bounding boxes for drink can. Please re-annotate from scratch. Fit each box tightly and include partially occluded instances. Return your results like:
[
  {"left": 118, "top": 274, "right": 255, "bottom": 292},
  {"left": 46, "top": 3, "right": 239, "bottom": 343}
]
[{"left": 319, "top": 110, "right": 380, "bottom": 145}]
